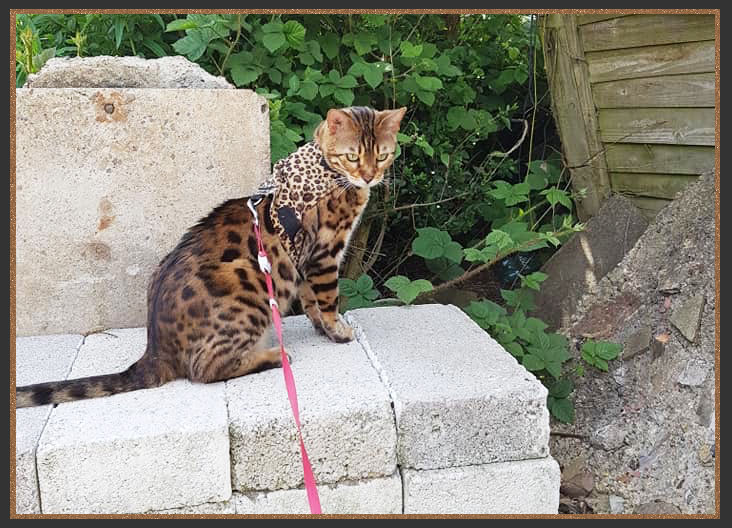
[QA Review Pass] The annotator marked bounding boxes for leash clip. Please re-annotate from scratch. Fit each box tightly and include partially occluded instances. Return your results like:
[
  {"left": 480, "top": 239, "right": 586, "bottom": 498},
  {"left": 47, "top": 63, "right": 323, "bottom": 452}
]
[
  {"left": 257, "top": 251, "right": 272, "bottom": 274},
  {"left": 247, "top": 198, "right": 260, "bottom": 226}
]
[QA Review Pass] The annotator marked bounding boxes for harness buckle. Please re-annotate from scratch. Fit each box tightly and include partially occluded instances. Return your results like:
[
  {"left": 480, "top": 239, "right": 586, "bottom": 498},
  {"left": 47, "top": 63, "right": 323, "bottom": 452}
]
[
  {"left": 247, "top": 198, "right": 260, "bottom": 226},
  {"left": 257, "top": 252, "right": 272, "bottom": 274}
]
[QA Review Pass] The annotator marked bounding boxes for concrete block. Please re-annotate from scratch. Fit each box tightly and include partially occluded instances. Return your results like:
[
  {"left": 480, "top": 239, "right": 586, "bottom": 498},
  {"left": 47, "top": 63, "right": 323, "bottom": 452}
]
[
  {"left": 226, "top": 315, "right": 397, "bottom": 492},
  {"left": 25, "top": 56, "right": 234, "bottom": 89},
  {"left": 152, "top": 501, "right": 236, "bottom": 514},
  {"left": 403, "top": 458, "right": 560, "bottom": 514},
  {"left": 347, "top": 304, "right": 550, "bottom": 470},
  {"left": 234, "top": 474, "right": 402, "bottom": 514},
  {"left": 15, "top": 334, "right": 81, "bottom": 514},
  {"left": 36, "top": 328, "right": 231, "bottom": 513},
  {"left": 16, "top": 85, "right": 270, "bottom": 336},
  {"left": 532, "top": 194, "right": 649, "bottom": 330}
]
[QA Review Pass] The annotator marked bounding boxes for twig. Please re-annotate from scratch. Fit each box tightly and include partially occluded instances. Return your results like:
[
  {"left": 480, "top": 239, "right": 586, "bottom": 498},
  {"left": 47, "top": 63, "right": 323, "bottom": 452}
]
[
  {"left": 488, "top": 119, "right": 529, "bottom": 158},
  {"left": 550, "top": 431, "right": 588, "bottom": 440}
]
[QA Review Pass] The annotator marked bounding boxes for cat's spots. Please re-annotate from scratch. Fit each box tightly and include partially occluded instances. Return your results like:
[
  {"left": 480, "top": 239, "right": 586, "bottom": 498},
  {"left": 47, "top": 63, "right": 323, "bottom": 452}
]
[
  {"left": 181, "top": 286, "right": 196, "bottom": 300},
  {"left": 227, "top": 231, "right": 242, "bottom": 244},
  {"left": 221, "top": 249, "right": 241, "bottom": 262},
  {"left": 278, "top": 262, "right": 294, "bottom": 282}
]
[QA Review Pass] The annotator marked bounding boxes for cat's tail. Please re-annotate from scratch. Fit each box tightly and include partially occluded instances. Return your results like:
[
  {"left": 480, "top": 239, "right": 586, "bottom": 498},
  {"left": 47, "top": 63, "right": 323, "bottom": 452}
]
[{"left": 15, "top": 356, "right": 160, "bottom": 408}]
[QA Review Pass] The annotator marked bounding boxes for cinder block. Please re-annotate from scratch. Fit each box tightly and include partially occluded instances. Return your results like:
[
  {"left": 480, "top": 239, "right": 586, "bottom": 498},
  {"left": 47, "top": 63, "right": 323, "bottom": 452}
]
[
  {"left": 234, "top": 474, "right": 402, "bottom": 514},
  {"left": 347, "top": 304, "right": 550, "bottom": 470},
  {"left": 16, "top": 85, "right": 270, "bottom": 336},
  {"left": 403, "top": 458, "right": 560, "bottom": 514},
  {"left": 15, "top": 334, "right": 82, "bottom": 514},
  {"left": 36, "top": 328, "right": 231, "bottom": 513},
  {"left": 226, "top": 315, "right": 397, "bottom": 492},
  {"left": 152, "top": 501, "right": 236, "bottom": 514}
]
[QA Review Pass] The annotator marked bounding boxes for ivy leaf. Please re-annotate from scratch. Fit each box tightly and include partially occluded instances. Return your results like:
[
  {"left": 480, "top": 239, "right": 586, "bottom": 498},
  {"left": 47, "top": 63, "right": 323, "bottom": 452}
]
[
  {"left": 485, "top": 229, "right": 513, "bottom": 251},
  {"left": 337, "top": 74, "right": 357, "bottom": 89},
  {"left": 544, "top": 360, "right": 563, "bottom": 379},
  {"left": 416, "top": 90, "right": 435, "bottom": 106},
  {"left": 505, "top": 342, "right": 524, "bottom": 358},
  {"left": 384, "top": 275, "right": 409, "bottom": 292},
  {"left": 298, "top": 80, "right": 318, "bottom": 100},
  {"left": 415, "top": 75, "right": 443, "bottom": 92},
  {"left": 596, "top": 341, "right": 622, "bottom": 361},
  {"left": 520, "top": 271, "right": 549, "bottom": 291},
  {"left": 412, "top": 228, "right": 463, "bottom": 262},
  {"left": 549, "top": 378, "right": 573, "bottom": 399}
]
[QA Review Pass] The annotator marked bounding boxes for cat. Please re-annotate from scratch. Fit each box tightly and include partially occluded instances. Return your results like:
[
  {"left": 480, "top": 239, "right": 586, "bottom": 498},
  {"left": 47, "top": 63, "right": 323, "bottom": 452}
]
[{"left": 16, "top": 106, "right": 406, "bottom": 408}]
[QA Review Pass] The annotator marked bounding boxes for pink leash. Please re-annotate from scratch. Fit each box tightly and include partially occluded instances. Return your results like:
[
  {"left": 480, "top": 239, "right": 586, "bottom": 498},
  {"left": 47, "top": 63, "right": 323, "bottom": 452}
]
[{"left": 247, "top": 198, "right": 322, "bottom": 515}]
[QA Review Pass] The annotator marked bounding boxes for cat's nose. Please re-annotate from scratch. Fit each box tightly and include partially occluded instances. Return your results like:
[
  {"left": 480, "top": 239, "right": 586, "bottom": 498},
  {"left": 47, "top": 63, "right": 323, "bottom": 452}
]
[{"left": 361, "top": 173, "right": 374, "bottom": 183}]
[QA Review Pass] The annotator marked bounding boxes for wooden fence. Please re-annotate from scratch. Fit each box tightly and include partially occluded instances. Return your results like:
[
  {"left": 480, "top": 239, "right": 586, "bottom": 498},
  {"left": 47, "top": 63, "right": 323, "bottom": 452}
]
[{"left": 541, "top": 13, "right": 715, "bottom": 219}]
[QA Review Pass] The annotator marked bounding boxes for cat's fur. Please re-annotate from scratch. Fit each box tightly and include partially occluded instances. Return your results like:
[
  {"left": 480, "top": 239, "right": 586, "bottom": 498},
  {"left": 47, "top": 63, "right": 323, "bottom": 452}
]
[{"left": 16, "top": 106, "right": 406, "bottom": 408}]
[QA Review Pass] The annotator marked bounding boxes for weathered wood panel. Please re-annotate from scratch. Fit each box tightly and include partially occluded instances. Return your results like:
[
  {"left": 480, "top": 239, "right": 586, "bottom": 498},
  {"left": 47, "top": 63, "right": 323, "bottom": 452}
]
[
  {"left": 580, "top": 14, "right": 715, "bottom": 52},
  {"left": 598, "top": 108, "right": 715, "bottom": 146},
  {"left": 587, "top": 40, "right": 715, "bottom": 83},
  {"left": 627, "top": 196, "right": 671, "bottom": 219},
  {"left": 577, "top": 14, "right": 629, "bottom": 26},
  {"left": 604, "top": 144, "right": 714, "bottom": 175},
  {"left": 541, "top": 14, "right": 611, "bottom": 220},
  {"left": 609, "top": 172, "right": 699, "bottom": 199},
  {"left": 593, "top": 73, "right": 715, "bottom": 108}
]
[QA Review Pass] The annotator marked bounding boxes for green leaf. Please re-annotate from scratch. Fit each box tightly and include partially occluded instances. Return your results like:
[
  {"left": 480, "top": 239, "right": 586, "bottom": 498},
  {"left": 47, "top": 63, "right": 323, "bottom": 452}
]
[
  {"left": 333, "top": 88, "right": 355, "bottom": 106},
  {"left": 542, "top": 188, "right": 573, "bottom": 209},
  {"left": 262, "top": 32, "right": 286, "bottom": 53},
  {"left": 298, "top": 80, "right": 318, "bottom": 100},
  {"left": 113, "top": 18, "right": 125, "bottom": 50},
  {"left": 416, "top": 90, "right": 435, "bottom": 106},
  {"left": 415, "top": 75, "right": 443, "bottom": 92},
  {"left": 230, "top": 65, "right": 261, "bottom": 86},
  {"left": 282, "top": 20, "right": 306, "bottom": 48},
  {"left": 172, "top": 31, "right": 210, "bottom": 61},
  {"left": 400, "top": 41, "right": 423, "bottom": 58},
  {"left": 596, "top": 341, "right": 622, "bottom": 361},
  {"left": 337, "top": 74, "right": 357, "bottom": 89},
  {"left": 363, "top": 62, "right": 385, "bottom": 89},
  {"left": 355, "top": 274, "right": 374, "bottom": 293},
  {"left": 141, "top": 39, "right": 165, "bottom": 57},
  {"left": 339, "top": 278, "right": 358, "bottom": 297},
  {"left": 353, "top": 32, "right": 377, "bottom": 55},
  {"left": 526, "top": 170, "right": 548, "bottom": 191},
  {"left": 384, "top": 275, "right": 410, "bottom": 293},
  {"left": 485, "top": 229, "right": 513, "bottom": 251},
  {"left": 549, "top": 396, "right": 575, "bottom": 423},
  {"left": 320, "top": 33, "right": 340, "bottom": 59},
  {"left": 545, "top": 360, "right": 563, "bottom": 379},
  {"left": 412, "top": 227, "right": 461, "bottom": 260},
  {"left": 166, "top": 19, "right": 199, "bottom": 31},
  {"left": 549, "top": 378, "right": 573, "bottom": 399},
  {"left": 505, "top": 342, "right": 524, "bottom": 358},
  {"left": 522, "top": 354, "right": 545, "bottom": 372}
]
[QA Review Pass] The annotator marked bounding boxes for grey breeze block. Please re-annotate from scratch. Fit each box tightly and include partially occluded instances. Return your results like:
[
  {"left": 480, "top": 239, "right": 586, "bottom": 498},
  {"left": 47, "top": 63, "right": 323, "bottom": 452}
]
[
  {"left": 226, "top": 315, "right": 398, "bottom": 492},
  {"left": 15, "top": 334, "right": 82, "bottom": 514},
  {"left": 16, "top": 87, "right": 270, "bottom": 336},
  {"left": 347, "top": 304, "right": 551, "bottom": 470},
  {"left": 17, "top": 305, "right": 560, "bottom": 514},
  {"left": 35, "top": 328, "right": 231, "bottom": 514}
]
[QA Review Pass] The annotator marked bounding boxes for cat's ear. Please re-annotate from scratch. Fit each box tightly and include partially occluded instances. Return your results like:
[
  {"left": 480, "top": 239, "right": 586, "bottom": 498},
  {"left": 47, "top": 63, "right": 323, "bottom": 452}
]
[
  {"left": 376, "top": 107, "right": 407, "bottom": 134},
  {"left": 326, "top": 108, "right": 351, "bottom": 134}
]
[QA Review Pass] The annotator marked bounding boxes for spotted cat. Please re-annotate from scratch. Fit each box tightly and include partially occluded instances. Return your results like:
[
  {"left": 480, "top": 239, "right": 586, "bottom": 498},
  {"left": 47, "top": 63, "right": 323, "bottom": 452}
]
[{"left": 16, "top": 106, "right": 406, "bottom": 408}]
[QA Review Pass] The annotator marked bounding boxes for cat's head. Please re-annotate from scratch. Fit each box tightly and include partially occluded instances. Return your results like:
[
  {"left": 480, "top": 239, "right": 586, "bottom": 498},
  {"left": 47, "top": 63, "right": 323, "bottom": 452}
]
[{"left": 314, "top": 106, "right": 407, "bottom": 189}]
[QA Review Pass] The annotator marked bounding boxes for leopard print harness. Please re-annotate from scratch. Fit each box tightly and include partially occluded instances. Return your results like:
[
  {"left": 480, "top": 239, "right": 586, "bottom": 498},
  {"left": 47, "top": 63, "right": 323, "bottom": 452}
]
[{"left": 250, "top": 142, "right": 346, "bottom": 267}]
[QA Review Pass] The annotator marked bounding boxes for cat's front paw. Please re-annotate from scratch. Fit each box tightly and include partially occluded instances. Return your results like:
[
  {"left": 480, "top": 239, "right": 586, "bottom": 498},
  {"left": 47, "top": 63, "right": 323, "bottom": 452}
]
[{"left": 324, "top": 316, "right": 355, "bottom": 343}]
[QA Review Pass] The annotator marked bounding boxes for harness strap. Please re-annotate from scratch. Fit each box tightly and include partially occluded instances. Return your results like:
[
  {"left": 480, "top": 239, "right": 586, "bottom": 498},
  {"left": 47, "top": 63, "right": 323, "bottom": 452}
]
[{"left": 248, "top": 198, "right": 322, "bottom": 515}]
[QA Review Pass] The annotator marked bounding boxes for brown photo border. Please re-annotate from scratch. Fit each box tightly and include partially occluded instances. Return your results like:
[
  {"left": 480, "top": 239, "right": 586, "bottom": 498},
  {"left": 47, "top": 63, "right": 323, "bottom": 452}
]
[{"left": 8, "top": 8, "right": 721, "bottom": 520}]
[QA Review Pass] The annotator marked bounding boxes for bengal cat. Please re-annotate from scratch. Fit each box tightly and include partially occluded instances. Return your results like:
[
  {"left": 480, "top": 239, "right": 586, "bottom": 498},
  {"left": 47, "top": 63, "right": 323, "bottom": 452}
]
[{"left": 16, "top": 106, "right": 406, "bottom": 408}]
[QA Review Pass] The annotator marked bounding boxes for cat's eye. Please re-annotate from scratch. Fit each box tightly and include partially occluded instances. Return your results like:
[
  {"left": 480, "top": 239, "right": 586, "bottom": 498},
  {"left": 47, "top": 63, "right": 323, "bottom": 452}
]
[
  {"left": 377, "top": 153, "right": 389, "bottom": 162},
  {"left": 345, "top": 153, "right": 359, "bottom": 162}
]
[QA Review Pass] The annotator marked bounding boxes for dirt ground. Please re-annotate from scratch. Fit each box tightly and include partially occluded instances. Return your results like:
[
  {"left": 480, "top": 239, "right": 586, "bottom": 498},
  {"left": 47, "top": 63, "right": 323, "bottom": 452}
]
[{"left": 547, "top": 171, "right": 716, "bottom": 514}]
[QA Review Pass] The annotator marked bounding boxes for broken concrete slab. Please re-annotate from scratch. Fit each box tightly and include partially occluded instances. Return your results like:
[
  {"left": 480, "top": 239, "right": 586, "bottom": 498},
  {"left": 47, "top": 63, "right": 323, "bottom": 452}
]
[
  {"left": 622, "top": 326, "right": 652, "bottom": 360},
  {"left": 36, "top": 328, "right": 231, "bottom": 514},
  {"left": 25, "top": 56, "right": 234, "bottom": 89},
  {"left": 402, "top": 458, "right": 560, "bottom": 514},
  {"left": 347, "top": 304, "right": 550, "bottom": 470},
  {"left": 16, "top": 86, "right": 270, "bottom": 336},
  {"left": 532, "top": 194, "right": 648, "bottom": 330},
  {"left": 226, "top": 315, "right": 397, "bottom": 492},
  {"left": 670, "top": 294, "right": 706, "bottom": 342},
  {"left": 15, "top": 334, "right": 82, "bottom": 514},
  {"left": 234, "top": 474, "right": 402, "bottom": 514}
]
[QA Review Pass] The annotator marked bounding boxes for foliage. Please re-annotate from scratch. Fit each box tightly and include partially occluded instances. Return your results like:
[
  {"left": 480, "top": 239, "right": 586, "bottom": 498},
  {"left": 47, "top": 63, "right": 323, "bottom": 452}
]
[
  {"left": 580, "top": 340, "right": 623, "bottom": 372},
  {"left": 16, "top": 13, "right": 609, "bottom": 425}
]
